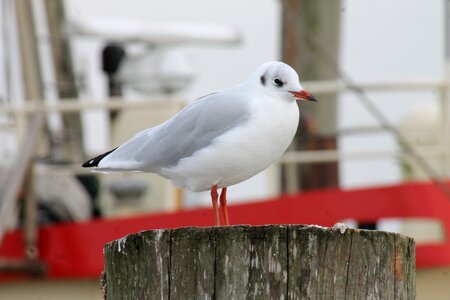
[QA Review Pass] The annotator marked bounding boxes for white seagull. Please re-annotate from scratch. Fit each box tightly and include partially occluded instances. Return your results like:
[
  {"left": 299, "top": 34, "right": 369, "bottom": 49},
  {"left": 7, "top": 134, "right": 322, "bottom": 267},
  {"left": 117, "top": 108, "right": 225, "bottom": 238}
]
[{"left": 82, "top": 61, "right": 317, "bottom": 225}]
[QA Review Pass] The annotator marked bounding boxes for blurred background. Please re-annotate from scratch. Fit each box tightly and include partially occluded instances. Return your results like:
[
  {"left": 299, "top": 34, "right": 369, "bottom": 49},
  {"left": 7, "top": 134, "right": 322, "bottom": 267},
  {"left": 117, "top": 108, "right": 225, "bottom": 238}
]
[{"left": 0, "top": 0, "right": 449, "bottom": 299}]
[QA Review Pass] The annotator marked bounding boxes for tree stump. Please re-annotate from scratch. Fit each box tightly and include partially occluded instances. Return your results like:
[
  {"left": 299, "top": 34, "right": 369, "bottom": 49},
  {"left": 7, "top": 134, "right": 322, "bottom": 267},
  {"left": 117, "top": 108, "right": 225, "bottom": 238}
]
[{"left": 103, "top": 225, "right": 415, "bottom": 299}]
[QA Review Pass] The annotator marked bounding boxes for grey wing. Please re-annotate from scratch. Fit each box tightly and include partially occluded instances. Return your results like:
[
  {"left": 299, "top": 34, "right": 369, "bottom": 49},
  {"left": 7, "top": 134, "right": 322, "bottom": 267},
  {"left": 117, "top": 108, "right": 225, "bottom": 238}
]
[{"left": 98, "top": 91, "right": 251, "bottom": 171}]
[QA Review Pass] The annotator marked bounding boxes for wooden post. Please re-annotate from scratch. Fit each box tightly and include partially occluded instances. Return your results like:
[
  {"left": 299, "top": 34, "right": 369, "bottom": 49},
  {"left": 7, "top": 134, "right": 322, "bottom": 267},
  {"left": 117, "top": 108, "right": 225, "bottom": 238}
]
[
  {"left": 281, "top": 0, "right": 342, "bottom": 192},
  {"left": 103, "top": 225, "right": 415, "bottom": 299}
]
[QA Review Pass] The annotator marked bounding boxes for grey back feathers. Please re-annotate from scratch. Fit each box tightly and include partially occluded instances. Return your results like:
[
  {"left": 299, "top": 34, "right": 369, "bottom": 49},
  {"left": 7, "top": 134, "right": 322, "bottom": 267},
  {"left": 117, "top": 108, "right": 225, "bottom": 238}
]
[{"left": 96, "top": 91, "right": 251, "bottom": 171}]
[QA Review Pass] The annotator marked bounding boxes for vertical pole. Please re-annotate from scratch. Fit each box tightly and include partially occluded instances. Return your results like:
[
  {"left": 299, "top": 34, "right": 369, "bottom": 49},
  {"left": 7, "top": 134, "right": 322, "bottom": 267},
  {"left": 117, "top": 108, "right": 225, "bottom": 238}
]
[
  {"left": 281, "top": 0, "right": 303, "bottom": 193},
  {"left": 45, "top": 0, "right": 84, "bottom": 162},
  {"left": 440, "top": 87, "right": 449, "bottom": 178},
  {"left": 281, "top": 0, "right": 341, "bottom": 192},
  {"left": 282, "top": 0, "right": 341, "bottom": 134},
  {"left": 11, "top": 0, "right": 43, "bottom": 256},
  {"left": 31, "top": 0, "right": 64, "bottom": 143},
  {"left": 443, "top": 0, "right": 450, "bottom": 178},
  {"left": 15, "top": 0, "right": 42, "bottom": 101},
  {"left": 23, "top": 164, "right": 38, "bottom": 261},
  {"left": 0, "top": 112, "right": 44, "bottom": 244}
]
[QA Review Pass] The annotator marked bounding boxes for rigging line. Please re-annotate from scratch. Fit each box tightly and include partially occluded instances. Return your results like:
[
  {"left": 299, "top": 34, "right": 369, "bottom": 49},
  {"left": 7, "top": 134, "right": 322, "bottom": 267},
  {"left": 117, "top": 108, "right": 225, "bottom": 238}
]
[{"left": 282, "top": 0, "right": 450, "bottom": 198}]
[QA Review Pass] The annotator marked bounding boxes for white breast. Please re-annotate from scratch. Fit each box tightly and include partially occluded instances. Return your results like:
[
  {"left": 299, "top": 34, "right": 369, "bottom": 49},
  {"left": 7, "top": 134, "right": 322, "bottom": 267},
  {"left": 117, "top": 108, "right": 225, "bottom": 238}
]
[{"left": 160, "top": 95, "right": 300, "bottom": 192}]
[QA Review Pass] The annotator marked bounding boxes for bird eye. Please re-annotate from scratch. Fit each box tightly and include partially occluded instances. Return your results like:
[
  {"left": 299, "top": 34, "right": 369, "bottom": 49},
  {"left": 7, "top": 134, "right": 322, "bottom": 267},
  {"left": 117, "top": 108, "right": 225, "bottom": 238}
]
[{"left": 273, "top": 78, "right": 283, "bottom": 87}]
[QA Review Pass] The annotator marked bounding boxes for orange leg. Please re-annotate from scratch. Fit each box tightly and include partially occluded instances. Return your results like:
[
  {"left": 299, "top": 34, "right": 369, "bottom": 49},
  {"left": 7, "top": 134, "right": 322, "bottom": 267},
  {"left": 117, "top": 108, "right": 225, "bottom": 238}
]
[
  {"left": 219, "top": 187, "right": 230, "bottom": 225},
  {"left": 211, "top": 185, "right": 220, "bottom": 226}
]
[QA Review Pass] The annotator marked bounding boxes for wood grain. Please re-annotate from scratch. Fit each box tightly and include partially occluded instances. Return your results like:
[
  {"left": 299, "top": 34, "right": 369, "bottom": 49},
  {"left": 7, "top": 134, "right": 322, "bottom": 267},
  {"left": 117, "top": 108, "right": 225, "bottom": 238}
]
[{"left": 103, "top": 225, "right": 415, "bottom": 299}]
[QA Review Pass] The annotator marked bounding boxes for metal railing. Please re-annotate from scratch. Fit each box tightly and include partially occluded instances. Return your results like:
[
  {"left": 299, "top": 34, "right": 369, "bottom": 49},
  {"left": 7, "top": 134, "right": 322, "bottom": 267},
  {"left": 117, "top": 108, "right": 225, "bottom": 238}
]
[{"left": 0, "top": 79, "right": 448, "bottom": 176}]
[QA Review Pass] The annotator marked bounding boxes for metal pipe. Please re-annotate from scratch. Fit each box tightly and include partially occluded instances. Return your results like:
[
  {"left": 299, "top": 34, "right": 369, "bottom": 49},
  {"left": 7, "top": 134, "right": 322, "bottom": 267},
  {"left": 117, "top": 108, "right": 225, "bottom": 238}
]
[
  {"left": 0, "top": 111, "right": 44, "bottom": 245},
  {"left": 0, "top": 97, "right": 184, "bottom": 114},
  {"left": 0, "top": 78, "right": 448, "bottom": 114}
]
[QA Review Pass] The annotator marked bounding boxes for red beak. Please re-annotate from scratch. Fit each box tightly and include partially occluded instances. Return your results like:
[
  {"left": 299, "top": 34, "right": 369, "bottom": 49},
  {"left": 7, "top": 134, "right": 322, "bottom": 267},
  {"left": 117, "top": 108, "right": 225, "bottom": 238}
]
[{"left": 290, "top": 90, "right": 318, "bottom": 102}]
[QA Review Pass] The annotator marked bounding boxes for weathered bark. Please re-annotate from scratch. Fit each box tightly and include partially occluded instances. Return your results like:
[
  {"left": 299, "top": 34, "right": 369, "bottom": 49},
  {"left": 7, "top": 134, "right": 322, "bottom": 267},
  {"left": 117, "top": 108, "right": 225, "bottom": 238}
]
[{"left": 103, "top": 225, "right": 415, "bottom": 299}]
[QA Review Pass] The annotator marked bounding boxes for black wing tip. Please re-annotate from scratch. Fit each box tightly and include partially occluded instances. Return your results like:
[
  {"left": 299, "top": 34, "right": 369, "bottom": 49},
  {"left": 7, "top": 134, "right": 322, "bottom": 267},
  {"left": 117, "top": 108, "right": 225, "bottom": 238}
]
[
  {"left": 82, "top": 147, "right": 118, "bottom": 168},
  {"left": 82, "top": 158, "right": 98, "bottom": 168}
]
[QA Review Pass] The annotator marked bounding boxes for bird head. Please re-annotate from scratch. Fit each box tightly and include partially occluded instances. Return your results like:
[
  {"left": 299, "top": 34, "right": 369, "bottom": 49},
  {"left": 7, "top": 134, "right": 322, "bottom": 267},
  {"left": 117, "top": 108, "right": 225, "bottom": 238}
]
[{"left": 251, "top": 61, "right": 317, "bottom": 103}]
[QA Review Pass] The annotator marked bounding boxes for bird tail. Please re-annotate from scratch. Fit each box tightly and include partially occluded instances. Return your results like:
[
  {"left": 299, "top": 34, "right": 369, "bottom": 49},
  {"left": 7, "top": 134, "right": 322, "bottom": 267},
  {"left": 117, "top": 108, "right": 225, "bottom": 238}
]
[{"left": 82, "top": 147, "right": 118, "bottom": 168}]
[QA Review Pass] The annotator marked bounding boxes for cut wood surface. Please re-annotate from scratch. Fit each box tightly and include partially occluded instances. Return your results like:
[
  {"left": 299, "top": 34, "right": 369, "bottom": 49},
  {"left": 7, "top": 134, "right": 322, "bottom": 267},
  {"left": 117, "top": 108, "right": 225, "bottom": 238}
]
[{"left": 103, "top": 225, "right": 415, "bottom": 299}]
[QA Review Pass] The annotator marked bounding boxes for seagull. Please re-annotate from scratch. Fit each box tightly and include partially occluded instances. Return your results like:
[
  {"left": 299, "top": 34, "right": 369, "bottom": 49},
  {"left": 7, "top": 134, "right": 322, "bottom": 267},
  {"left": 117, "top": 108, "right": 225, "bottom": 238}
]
[{"left": 82, "top": 61, "right": 317, "bottom": 226}]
